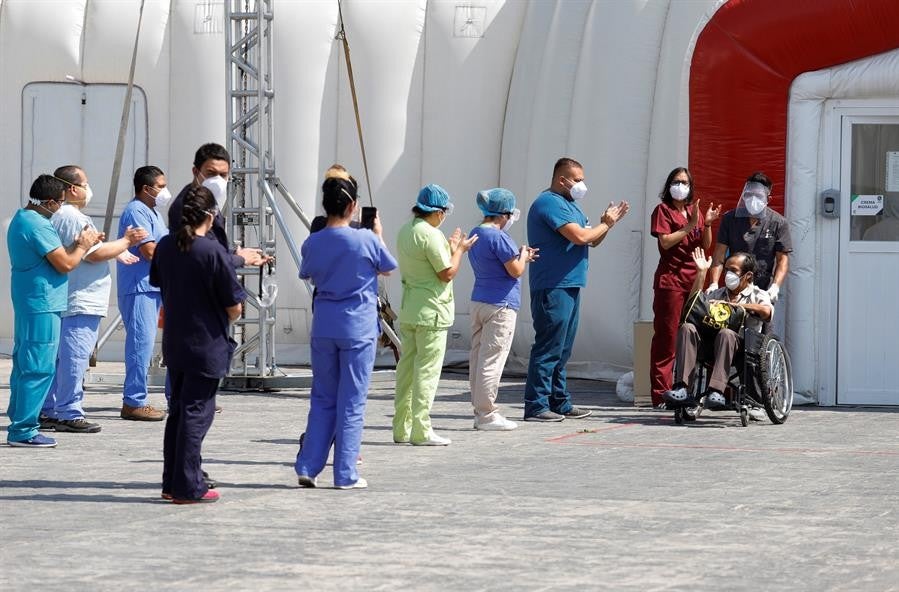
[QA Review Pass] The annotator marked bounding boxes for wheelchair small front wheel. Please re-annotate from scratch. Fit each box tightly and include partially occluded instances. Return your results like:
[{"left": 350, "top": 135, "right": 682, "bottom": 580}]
[
  {"left": 739, "top": 407, "right": 749, "bottom": 427},
  {"left": 673, "top": 407, "right": 684, "bottom": 425}
]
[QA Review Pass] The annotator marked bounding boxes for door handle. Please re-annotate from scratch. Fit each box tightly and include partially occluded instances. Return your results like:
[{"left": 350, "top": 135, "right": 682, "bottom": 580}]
[{"left": 821, "top": 189, "right": 839, "bottom": 218}]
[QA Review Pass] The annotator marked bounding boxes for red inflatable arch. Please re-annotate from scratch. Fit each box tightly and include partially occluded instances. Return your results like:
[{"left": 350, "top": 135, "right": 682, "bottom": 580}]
[{"left": 689, "top": 0, "right": 899, "bottom": 215}]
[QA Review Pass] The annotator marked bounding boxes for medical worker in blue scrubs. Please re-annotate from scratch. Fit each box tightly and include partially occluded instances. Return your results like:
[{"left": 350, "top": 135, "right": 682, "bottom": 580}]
[
  {"left": 524, "top": 157, "right": 629, "bottom": 422},
  {"left": 295, "top": 176, "right": 397, "bottom": 489},
  {"left": 150, "top": 186, "right": 246, "bottom": 504},
  {"left": 6, "top": 175, "right": 100, "bottom": 447},
  {"left": 40, "top": 165, "right": 148, "bottom": 433},
  {"left": 117, "top": 166, "right": 170, "bottom": 421},
  {"left": 467, "top": 188, "right": 537, "bottom": 431}
]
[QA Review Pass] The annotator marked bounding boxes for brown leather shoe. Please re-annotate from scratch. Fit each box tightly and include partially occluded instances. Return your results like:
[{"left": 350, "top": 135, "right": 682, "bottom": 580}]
[{"left": 120, "top": 404, "right": 166, "bottom": 421}]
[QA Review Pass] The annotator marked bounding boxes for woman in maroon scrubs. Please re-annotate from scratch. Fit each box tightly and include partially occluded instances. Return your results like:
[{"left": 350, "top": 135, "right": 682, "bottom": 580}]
[{"left": 649, "top": 167, "right": 719, "bottom": 407}]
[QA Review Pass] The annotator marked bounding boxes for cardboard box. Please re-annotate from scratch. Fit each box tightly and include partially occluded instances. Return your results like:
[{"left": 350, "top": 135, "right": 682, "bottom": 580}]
[{"left": 633, "top": 320, "right": 654, "bottom": 407}]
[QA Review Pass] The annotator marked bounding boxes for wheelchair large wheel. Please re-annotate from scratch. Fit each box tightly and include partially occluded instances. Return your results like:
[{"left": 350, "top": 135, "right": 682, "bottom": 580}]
[{"left": 758, "top": 336, "right": 793, "bottom": 424}]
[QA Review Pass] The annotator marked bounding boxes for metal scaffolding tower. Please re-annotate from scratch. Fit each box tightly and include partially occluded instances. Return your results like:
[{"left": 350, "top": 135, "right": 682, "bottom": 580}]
[
  {"left": 223, "top": 0, "right": 400, "bottom": 390},
  {"left": 225, "top": 0, "right": 310, "bottom": 388}
]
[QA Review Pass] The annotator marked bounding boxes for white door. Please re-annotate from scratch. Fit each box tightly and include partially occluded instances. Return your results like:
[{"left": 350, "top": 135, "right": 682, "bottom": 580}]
[
  {"left": 21, "top": 82, "right": 148, "bottom": 225},
  {"left": 837, "top": 114, "right": 899, "bottom": 405}
]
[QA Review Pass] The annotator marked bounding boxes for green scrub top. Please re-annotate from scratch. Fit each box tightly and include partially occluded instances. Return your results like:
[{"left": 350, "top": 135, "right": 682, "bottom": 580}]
[{"left": 396, "top": 217, "right": 454, "bottom": 328}]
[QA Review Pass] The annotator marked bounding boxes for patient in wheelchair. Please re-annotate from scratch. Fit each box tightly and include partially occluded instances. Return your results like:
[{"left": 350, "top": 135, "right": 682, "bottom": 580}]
[{"left": 663, "top": 248, "right": 773, "bottom": 409}]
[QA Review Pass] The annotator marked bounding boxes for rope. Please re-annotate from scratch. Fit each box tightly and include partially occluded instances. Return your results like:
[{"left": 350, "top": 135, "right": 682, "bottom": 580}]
[
  {"left": 337, "top": 0, "right": 374, "bottom": 206},
  {"left": 102, "top": 0, "right": 146, "bottom": 238}
]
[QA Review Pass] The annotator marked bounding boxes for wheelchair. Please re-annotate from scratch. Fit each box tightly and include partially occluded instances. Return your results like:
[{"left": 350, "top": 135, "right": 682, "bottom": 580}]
[{"left": 671, "top": 325, "right": 793, "bottom": 427}]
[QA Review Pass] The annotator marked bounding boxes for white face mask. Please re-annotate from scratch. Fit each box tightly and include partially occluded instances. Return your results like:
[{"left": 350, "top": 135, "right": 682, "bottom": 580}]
[
  {"left": 503, "top": 208, "right": 521, "bottom": 232},
  {"left": 82, "top": 183, "right": 94, "bottom": 206},
  {"left": 202, "top": 175, "right": 228, "bottom": 210},
  {"left": 724, "top": 270, "right": 742, "bottom": 291},
  {"left": 153, "top": 187, "right": 173, "bottom": 209},
  {"left": 569, "top": 180, "right": 588, "bottom": 201},
  {"left": 669, "top": 183, "right": 689, "bottom": 201},
  {"left": 743, "top": 194, "right": 767, "bottom": 216},
  {"left": 258, "top": 274, "right": 278, "bottom": 309}
]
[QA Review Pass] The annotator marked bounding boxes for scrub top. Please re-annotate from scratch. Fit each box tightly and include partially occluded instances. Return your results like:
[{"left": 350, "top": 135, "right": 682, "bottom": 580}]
[
  {"left": 526, "top": 190, "right": 589, "bottom": 291},
  {"left": 299, "top": 226, "right": 397, "bottom": 340},
  {"left": 8, "top": 208, "right": 66, "bottom": 314},
  {"left": 396, "top": 217, "right": 454, "bottom": 328},
  {"left": 117, "top": 198, "right": 167, "bottom": 295},
  {"left": 650, "top": 201, "right": 705, "bottom": 292},
  {"left": 467, "top": 225, "right": 521, "bottom": 310},
  {"left": 149, "top": 234, "right": 246, "bottom": 379},
  {"left": 51, "top": 204, "right": 111, "bottom": 317},
  {"left": 716, "top": 208, "right": 793, "bottom": 290}
]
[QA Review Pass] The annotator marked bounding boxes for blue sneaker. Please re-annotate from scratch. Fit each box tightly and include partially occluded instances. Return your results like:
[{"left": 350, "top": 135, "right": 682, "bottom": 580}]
[{"left": 8, "top": 434, "right": 57, "bottom": 448}]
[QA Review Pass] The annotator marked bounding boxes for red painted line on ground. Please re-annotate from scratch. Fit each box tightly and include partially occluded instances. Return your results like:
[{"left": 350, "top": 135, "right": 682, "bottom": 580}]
[
  {"left": 544, "top": 423, "right": 638, "bottom": 443},
  {"left": 555, "top": 440, "right": 899, "bottom": 457}
]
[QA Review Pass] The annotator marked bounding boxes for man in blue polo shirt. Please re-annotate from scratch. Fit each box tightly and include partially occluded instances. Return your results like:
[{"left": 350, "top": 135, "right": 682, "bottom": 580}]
[{"left": 524, "top": 157, "right": 629, "bottom": 421}]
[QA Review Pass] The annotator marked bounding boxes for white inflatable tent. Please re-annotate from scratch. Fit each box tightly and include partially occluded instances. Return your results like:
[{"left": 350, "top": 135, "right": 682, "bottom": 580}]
[
  {"left": 3, "top": 0, "right": 899, "bottom": 405},
  {"left": 0, "top": 0, "right": 714, "bottom": 375}
]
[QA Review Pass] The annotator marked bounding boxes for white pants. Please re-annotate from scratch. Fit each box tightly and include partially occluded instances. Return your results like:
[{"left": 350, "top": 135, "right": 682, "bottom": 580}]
[{"left": 469, "top": 302, "right": 517, "bottom": 421}]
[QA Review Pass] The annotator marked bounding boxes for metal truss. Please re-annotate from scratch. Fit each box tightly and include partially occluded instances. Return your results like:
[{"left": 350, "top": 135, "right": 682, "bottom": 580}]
[{"left": 225, "top": 0, "right": 308, "bottom": 387}]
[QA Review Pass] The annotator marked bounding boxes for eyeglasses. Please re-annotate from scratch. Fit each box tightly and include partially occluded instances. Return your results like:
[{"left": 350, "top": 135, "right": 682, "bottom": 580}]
[{"left": 672, "top": 180, "right": 689, "bottom": 186}]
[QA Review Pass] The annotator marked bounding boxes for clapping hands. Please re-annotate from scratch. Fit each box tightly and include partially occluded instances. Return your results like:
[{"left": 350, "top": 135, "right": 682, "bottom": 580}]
[
  {"left": 520, "top": 245, "right": 539, "bottom": 263},
  {"left": 76, "top": 225, "right": 102, "bottom": 250},
  {"left": 124, "top": 225, "right": 149, "bottom": 246},
  {"left": 601, "top": 201, "right": 630, "bottom": 227},
  {"left": 449, "top": 227, "right": 478, "bottom": 253},
  {"left": 705, "top": 201, "right": 721, "bottom": 226}
]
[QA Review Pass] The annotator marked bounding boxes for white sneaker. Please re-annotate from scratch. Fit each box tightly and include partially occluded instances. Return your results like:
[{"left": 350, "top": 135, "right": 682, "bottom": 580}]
[
  {"left": 474, "top": 415, "right": 518, "bottom": 431},
  {"left": 335, "top": 477, "right": 368, "bottom": 490},
  {"left": 411, "top": 431, "right": 451, "bottom": 446},
  {"left": 748, "top": 407, "right": 767, "bottom": 422}
]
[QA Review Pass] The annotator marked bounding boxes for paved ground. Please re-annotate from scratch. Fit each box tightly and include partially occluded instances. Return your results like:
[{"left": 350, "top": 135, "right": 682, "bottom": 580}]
[{"left": 1, "top": 360, "right": 898, "bottom": 591}]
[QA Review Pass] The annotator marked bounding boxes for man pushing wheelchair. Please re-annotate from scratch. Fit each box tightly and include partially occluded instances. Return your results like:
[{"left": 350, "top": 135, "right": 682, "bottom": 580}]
[{"left": 663, "top": 247, "right": 773, "bottom": 411}]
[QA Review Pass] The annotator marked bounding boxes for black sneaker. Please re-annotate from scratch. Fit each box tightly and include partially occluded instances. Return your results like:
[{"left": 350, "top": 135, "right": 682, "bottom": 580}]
[
  {"left": 562, "top": 406, "right": 592, "bottom": 419},
  {"left": 39, "top": 415, "right": 58, "bottom": 431},
  {"left": 524, "top": 411, "right": 565, "bottom": 422},
  {"left": 203, "top": 470, "right": 218, "bottom": 489},
  {"left": 54, "top": 418, "right": 101, "bottom": 434}
]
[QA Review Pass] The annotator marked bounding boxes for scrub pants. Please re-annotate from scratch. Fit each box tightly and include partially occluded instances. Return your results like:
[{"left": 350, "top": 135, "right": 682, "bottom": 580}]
[
  {"left": 469, "top": 302, "right": 517, "bottom": 421},
  {"left": 650, "top": 288, "right": 689, "bottom": 406},
  {"left": 43, "top": 314, "right": 101, "bottom": 420},
  {"left": 162, "top": 370, "right": 218, "bottom": 500},
  {"left": 118, "top": 291, "right": 161, "bottom": 408},
  {"left": 295, "top": 336, "right": 376, "bottom": 487},
  {"left": 7, "top": 311, "right": 61, "bottom": 443},
  {"left": 393, "top": 322, "right": 448, "bottom": 443},
  {"left": 524, "top": 287, "right": 580, "bottom": 417}
]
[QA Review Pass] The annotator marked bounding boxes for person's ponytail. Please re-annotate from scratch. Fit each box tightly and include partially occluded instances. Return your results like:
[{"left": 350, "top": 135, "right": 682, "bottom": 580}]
[{"left": 176, "top": 186, "right": 216, "bottom": 252}]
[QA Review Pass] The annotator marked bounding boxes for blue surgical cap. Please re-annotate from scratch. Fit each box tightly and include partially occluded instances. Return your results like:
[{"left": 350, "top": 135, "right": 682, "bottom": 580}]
[{"left": 476, "top": 188, "right": 517, "bottom": 216}]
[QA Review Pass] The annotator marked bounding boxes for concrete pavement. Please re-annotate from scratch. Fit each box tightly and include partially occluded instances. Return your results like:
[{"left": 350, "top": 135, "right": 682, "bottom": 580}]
[{"left": 1, "top": 360, "right": 897, "bottom": 591}]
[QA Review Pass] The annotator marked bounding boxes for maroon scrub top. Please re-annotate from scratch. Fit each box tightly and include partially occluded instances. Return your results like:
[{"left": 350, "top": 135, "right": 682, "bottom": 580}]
[{"left": 650, "top": 201, "right": 705, "bottom": 292}]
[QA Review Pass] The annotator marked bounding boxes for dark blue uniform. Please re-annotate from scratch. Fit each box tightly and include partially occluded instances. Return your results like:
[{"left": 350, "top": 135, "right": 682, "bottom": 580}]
[{"left": 150, "top": 234, "right": 246, "bottom": 501}]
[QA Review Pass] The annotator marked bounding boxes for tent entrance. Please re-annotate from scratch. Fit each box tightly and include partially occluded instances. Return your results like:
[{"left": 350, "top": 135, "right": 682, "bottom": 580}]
[{"left": 831, "top": 109, "right": 899, "bottom": 405}]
